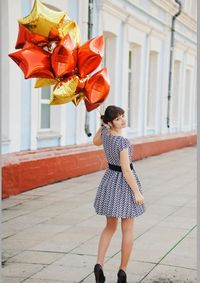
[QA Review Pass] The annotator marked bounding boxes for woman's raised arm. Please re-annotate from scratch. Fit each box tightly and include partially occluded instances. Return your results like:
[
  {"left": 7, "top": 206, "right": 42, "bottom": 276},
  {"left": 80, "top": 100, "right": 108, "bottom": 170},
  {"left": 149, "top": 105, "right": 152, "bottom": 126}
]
[{"left": 93, "top": 127, "right": 103, "bottom": 146}]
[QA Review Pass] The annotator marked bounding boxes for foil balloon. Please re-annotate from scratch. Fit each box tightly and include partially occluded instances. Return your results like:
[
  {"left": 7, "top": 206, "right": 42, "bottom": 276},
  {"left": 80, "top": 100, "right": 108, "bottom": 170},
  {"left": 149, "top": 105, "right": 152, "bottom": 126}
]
[
  {"left": 58, "top": 20, "right": 80, "bottom": 46},
  {"left": 72, "top": 92, "right": 85, "bottom": 106},
  {"left": 18, "top": 0, "right": 66, "bottom": 37},
  {"left": 34, "top": 78, "right": 58, "bottom": 88},
  {"left": 77, "top": 77, "right": 87, "bottom": 91},
  {"left": 84, "top": 99, "right": 101, "bottom": 112},
  {"left": 8, "top": 42, "right": 54, "bottom": 79},
  {"left": 15, "top": 24, "right": 48, "bottom": 49},
  {"left": 50, "top": 76, "right": 79, "bottom": 105},
  {"left": 85, "top": 68, "right": 110, "bottom": 104},
  {"left": 51, "top": 34, "right": 77, "bottom": 77},
  {"left": 78, "top": 35, "right": 103, "bottom": 78}
]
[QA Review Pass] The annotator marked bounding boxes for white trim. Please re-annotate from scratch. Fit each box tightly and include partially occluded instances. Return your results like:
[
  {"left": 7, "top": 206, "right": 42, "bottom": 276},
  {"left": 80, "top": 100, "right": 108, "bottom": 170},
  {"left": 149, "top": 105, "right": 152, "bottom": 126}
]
[
  {"left": 37, "top": 131, "right": 62, "bottom": 140},
  {"left": 30, "top": 80, "right": 39, "bottom": 150},
  {"left": 143, "top": 33, "right": 150, "bottom": 136},
  {"left": 8, "top": 0, "right": 22, "bottom": 152}
]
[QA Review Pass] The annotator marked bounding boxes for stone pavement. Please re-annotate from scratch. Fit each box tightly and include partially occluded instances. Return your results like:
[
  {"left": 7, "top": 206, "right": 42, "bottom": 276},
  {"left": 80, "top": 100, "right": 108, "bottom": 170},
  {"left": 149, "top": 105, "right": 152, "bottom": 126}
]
[{"left": 2, "top": 146, "right": 197, "bottom": 283}]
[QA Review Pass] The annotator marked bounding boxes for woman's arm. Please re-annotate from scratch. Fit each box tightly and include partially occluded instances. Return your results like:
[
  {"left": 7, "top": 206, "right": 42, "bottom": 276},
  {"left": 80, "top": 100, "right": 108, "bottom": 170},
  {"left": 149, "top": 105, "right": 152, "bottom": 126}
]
[
  {"left": 93, "top": 126, "right": 103, "bottom": 146},
  {"left": 120, "top": 148, "right": 140, "bottom": 194}
]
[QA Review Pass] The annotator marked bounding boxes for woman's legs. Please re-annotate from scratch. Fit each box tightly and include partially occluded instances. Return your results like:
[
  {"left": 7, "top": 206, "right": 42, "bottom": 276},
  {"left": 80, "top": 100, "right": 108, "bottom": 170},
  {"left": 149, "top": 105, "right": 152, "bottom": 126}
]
[
  {"left": 119, "top": 217, "right": 134, "bottom": 271},
  {"left": 96, "top": 216, "right": 118, "bottom": 267}
]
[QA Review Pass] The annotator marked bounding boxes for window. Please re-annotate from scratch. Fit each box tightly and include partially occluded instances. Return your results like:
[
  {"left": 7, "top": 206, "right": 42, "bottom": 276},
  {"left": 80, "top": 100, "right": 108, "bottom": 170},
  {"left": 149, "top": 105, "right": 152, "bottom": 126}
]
[
  {"left": 147, "top": 51, "right": 158, "bottom": 130},
  {"left": 101, "top": 32, "right": 116, "bottom": 106},
  {"left": 127, "top": 45, "right": 141, "bottom": 130},
  {"left": 39, "top": 87, "right": 51, "bottom": 130},
  {"left": 171, "top": 61, "right": 181, "bottom": 128},
  {"left": 183, "top": 69, "right": 191, "bottom": 128},
  {"left": 128, "top": 50, "right": 132, "bottom": 127}
]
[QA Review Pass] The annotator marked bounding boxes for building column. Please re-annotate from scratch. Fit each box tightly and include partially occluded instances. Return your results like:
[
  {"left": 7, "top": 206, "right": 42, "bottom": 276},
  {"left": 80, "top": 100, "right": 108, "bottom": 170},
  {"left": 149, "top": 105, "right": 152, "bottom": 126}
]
[{"left": 5, "top": 0, "right": 22, "bottom": 153}]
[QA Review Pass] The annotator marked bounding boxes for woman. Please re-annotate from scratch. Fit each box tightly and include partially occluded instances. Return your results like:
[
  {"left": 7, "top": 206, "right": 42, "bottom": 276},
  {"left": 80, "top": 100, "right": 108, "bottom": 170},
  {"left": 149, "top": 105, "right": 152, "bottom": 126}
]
[{"left": 92, "top": 105, "right": 146, "bottom": 283}]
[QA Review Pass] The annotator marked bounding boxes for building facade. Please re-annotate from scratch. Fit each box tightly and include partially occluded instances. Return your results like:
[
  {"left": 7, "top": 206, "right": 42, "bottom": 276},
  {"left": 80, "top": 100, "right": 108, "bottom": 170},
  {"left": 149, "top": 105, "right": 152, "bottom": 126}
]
[{"left": 1, "top": 0, "right": 197, "bottom": 155}]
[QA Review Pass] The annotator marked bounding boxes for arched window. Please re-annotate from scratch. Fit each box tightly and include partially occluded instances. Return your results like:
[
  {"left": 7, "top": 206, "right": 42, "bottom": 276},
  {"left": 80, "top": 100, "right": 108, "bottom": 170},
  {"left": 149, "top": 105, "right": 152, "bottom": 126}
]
[
  {"left": 147, "top": 51, "right": 158, "bottom": 132},
  {"left": 171, "top": 60, "right": 181, "bottom": 129},
  {"left": 127, "top": 44, "right": 141, "bottom": 131}
]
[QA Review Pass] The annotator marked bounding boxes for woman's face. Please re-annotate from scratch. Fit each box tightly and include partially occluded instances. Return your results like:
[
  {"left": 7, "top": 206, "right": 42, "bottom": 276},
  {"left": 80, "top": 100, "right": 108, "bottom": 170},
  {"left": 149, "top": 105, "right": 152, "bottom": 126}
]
[{"left": 110, "top": 113, "right": 126, "bottom": 129}]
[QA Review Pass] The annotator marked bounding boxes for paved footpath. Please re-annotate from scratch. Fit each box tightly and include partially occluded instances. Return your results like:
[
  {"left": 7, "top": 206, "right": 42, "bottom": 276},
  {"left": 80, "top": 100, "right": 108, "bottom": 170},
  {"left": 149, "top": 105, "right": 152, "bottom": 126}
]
[{"left": 2, "top": 146, "right": 197, "bottom": 283}]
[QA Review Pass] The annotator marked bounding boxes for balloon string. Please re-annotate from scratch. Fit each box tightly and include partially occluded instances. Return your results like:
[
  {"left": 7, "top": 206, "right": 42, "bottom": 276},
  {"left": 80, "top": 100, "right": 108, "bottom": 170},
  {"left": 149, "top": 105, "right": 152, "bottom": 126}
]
[{"left": 96, "top": 107, "right": 102, "bottom": 117}]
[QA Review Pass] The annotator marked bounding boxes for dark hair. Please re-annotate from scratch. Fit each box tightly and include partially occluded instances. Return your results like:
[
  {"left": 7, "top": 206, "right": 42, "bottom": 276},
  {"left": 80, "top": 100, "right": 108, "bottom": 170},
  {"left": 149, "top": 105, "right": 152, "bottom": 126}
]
[{"left": 101, "top": 105, "right": 124, "bottom": 124}]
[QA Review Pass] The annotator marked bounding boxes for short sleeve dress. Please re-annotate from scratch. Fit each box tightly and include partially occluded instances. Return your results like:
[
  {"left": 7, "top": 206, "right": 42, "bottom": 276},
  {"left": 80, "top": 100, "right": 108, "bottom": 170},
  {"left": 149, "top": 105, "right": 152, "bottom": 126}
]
[{"left": 93, "top": 125, "right": 146, "bottom": 218}]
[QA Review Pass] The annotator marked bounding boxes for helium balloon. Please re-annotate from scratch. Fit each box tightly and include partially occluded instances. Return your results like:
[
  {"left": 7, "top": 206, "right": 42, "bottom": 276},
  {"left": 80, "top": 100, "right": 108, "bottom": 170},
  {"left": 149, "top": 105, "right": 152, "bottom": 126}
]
[
  {"left": 18, "top": 0, "right": 66, "bottom": 37},
  {"left": 58, "top": 20, "right": 80, "bottom": 46},
  {"left": 50, "top": 76, "right": 79, "bottom": 105},
  {"left": 35, "top": 78, "right": 58, "bottom": 88},
  {"left": 8, "top": 42, "right": 54, "bottom": 79},
  {"left": 51, "top": 34, "right": 77, "bottom": 77},
  {"left": 85, "top": 68, "right": 110, "bottom": 104},
  {"left": 84, "top": 99, "right": 101, "bottom": 112},
  {"left": 72, "top": 92, "right": 85, "bottom": 106},
  {"left": 15, "top": 24, "right": 48, "bottom": 49},
  {"left": 74, "top": 77, "right": 87, "bottom": 94},
  {"left": 78, "top": 35, "right": 103, "bottom": 78}
]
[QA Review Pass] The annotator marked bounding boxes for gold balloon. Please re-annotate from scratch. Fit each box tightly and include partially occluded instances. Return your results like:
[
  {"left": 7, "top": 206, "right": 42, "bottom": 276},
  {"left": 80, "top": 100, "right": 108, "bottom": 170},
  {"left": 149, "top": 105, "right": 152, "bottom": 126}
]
[
  {"left": 72, "top": 92, "right": 84, "bottom": 106},
  {"left": 34, "top": 78, "right": 58, "bottom": 88},
  {"left": 18, "top": 0, "right": 66, "bottom": 37},
  {"left": 58, "top": 20, "right": 80, "bottom": 46},
  {"left": 49, "top": 76, "right": 79, "bottom": 105}
]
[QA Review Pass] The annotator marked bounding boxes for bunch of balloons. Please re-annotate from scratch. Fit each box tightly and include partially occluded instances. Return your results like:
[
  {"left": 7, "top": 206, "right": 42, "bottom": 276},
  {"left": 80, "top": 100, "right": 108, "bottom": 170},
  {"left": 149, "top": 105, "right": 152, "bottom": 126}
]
[{"left": 8, "top": 0, "right": 110, "bottom": 112}]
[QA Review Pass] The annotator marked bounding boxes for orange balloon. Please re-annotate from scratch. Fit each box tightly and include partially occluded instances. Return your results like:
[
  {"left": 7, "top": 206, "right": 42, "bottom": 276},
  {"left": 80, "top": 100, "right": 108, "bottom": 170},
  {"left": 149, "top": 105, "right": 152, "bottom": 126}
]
[
  {"left": 48, "top": 27, "right": 60, "bottom": 41},
  {"left": 85, "top": 68, "right": 110, "bottom": 104},
  {"left": 8, "top": 42, "right": 54, "bottom": 79},
  {"left": 78, "top": 35, "right": 103, "bottom": 78},
  {"left": 84, "top": 99, "right": 101, "bottom": 112},
  {"left": 75, "top": 77, "right": 87, "bottom": 93},
  {"left": 51, "top": 34, "right": 77, "bottom": 77},
  {"left": 15, "top": 24, "right": 48, "bottom": 49}
]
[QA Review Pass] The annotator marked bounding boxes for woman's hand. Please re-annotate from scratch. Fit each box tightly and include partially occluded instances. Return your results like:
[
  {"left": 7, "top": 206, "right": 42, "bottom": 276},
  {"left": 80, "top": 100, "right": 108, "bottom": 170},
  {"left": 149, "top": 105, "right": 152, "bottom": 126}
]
[{"left": 134, "top": 191, "right": 145, "bottom": 205}]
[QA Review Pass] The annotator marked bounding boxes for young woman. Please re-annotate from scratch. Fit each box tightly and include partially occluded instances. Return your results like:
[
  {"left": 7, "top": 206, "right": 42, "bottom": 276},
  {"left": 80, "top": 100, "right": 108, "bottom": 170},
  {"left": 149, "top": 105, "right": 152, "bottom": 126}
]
[{"left": 92, "top": 105, "right": 146, "bottom": 283}]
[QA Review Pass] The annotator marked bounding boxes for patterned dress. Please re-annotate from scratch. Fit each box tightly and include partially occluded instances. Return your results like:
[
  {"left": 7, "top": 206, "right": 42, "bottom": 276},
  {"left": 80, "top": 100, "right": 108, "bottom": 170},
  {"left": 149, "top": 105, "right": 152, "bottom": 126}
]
[{"left": 93, "top": 125, "right": 146, "bottom": 218}]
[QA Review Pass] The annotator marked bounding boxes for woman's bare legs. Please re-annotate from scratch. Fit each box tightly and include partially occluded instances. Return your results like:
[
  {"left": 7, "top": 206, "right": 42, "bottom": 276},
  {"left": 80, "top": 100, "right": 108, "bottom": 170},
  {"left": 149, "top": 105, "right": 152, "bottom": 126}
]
[
  {"left": 119, "top": 217, "right": 134, "bottom": 271},
  {"left": 96, "top": 216, "right": 118, "bottom": 267}
]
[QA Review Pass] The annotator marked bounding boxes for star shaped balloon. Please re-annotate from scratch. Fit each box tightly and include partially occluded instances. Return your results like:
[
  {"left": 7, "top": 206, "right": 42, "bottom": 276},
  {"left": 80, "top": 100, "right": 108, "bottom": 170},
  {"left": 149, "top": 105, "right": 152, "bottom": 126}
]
[
  {"left": 8, "top": 0, "right": 110, "bottom": 112},
  {"left": 18, "top": 0, "right": 67, "bottom": 37}
]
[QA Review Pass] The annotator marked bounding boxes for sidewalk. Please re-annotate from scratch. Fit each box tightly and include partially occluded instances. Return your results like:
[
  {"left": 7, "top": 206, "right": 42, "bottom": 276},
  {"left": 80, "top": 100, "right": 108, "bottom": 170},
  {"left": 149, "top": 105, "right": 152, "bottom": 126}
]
[{"left": 2, "top": 146, "right": 197, "bottom": 283}]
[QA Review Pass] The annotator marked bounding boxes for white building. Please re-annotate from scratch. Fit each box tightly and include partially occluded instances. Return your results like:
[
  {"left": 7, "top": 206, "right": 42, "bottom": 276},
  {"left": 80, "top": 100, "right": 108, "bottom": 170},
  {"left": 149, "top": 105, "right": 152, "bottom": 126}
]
[{"left": 1, "top": 0, "right": 197, "bottom": 154}]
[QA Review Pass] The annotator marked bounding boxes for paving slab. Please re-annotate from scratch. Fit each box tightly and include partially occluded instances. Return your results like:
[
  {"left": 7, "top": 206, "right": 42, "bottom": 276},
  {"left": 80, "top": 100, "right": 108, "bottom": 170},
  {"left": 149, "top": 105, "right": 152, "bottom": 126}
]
[{"left": 2, "top": 146, "right": 197, "bottom": 283}]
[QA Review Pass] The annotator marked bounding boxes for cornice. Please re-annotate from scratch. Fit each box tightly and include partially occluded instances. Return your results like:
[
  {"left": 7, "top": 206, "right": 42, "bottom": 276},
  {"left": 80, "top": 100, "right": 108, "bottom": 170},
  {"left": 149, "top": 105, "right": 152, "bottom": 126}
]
[
  {"left": 96, "top": 0, "right": 196, "bottom": 42},
  {"left": 152, "top": 0, "right": 197, "bottom": 32}
]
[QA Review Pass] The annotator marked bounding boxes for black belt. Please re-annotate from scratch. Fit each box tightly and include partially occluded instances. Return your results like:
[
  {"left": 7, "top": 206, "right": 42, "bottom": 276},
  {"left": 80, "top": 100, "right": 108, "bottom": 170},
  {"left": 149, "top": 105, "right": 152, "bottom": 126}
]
[{"left": 108, "top": 163, "right": 133, "bottom": 172}]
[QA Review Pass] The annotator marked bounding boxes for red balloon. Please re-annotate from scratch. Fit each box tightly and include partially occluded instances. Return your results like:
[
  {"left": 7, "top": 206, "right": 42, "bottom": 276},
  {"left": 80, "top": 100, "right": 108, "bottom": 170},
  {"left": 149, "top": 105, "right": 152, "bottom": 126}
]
[
  {"left": 51, "top": 34, "right": 77, "bottom": 77},
  {"left": 85, "top": 68, "right": 110, "bottom": 104},
  {"left": 48, "top": 27, "right": 60, "bottom": 41},
  {"left": 75, "top": 77, "right": 87, "bottom": 93},
  {"left": 8, "top": 42, "right": 54, "bottom": 79},
  {"left": 78, "top": 35, "right": 103, "bottom": 78},
  {"left": 84, "top": 100, "right": 101, "bottom": 112},
  {"left": 15, "top": 24, "right": 48, "bottom": 49}
]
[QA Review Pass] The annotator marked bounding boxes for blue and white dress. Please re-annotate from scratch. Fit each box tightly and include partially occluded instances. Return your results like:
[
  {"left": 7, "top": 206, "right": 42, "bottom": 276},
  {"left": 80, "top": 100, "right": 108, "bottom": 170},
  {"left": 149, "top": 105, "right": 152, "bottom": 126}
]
[{"left": 93, "top": 125, "right": 146, "bottom": 218}]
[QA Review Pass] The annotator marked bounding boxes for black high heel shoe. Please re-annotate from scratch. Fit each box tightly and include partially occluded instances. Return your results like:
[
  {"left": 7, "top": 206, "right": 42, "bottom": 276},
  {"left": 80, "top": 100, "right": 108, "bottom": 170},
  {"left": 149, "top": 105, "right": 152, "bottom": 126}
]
[
  {"left": 94, "top": 263, "right": 106, "bottom": 283},
  {"left": 117, "top": 269, "right": 127, "bottom": 283}
]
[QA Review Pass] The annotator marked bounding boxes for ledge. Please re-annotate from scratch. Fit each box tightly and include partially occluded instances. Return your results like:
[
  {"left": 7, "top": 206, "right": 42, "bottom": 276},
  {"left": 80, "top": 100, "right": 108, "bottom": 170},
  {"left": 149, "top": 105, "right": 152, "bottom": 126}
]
[
  {"left": 37, "top": 131, "right": 62, "bottom": 140},
  {"left": 2, "top": 131, "right": 197, "bottom": 198}
]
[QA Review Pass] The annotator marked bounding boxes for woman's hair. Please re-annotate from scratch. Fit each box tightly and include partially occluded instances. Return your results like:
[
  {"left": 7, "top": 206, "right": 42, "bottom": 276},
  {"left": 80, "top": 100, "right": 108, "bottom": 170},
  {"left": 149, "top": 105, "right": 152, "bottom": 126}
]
[{"left": 101, "top": 105, "right": 124, "bottom": 124}]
